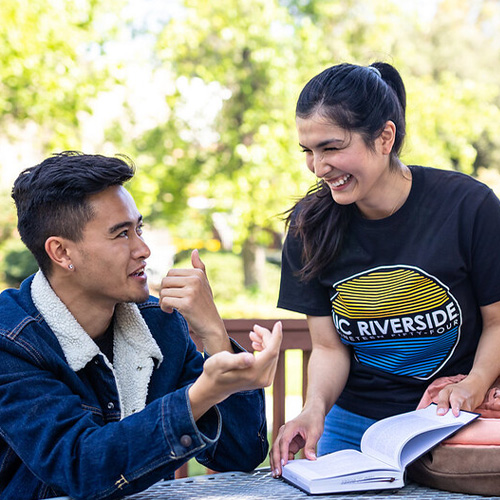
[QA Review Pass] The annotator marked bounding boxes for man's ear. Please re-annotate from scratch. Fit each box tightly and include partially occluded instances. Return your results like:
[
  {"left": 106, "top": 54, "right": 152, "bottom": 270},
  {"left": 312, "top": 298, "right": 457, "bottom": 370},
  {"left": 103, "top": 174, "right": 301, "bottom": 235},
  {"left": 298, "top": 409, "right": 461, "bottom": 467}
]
[
  {"left": 379, "top": 120, "right": 397, "bottom": 155},
  {"left": 45, "top": 237, "right": 74, "bottom": 271}
]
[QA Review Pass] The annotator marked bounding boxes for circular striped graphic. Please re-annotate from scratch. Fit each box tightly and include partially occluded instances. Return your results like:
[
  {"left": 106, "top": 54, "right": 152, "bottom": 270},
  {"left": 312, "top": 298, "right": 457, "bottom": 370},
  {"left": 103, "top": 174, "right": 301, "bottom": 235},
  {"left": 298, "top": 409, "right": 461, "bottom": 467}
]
[{"left": 331, "top": 266, "right": 461, "bottom": 380}]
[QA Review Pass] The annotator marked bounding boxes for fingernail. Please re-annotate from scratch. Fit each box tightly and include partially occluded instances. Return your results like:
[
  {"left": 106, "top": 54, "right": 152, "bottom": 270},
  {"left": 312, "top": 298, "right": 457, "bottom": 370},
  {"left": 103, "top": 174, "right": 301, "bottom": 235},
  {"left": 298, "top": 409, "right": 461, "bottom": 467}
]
[
  {"left": 437, "top": 408, "right": 446, "bottom": 415},
  {"left": 281, "top": 459, "right": 285, "bottom": 466},
  {"left": 274, "top": 468, "right": 280, "bottom": 477}
]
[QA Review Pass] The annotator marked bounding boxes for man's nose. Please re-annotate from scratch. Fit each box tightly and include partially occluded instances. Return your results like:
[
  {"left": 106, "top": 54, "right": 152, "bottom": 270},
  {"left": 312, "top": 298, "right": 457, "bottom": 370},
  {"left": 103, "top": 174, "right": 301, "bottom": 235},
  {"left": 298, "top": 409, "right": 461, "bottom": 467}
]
[{"left": 134, "top": 236, "right": 151, "bottom": 260}]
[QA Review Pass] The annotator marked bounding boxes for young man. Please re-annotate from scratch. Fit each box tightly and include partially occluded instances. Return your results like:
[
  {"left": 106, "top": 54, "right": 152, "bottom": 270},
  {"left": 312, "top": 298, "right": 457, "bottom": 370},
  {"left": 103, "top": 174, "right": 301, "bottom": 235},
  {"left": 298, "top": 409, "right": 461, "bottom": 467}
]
[{"left": 0, "top": 151, "right": 282, "bottom": 500}]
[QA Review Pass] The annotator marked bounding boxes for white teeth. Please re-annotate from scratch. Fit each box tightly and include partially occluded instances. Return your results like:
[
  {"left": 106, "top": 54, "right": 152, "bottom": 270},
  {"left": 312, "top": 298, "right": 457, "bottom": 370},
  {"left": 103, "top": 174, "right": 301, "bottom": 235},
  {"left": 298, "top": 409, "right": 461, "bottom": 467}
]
[{"left": 329, "top": 174, "right": 351, "bottom": 187}]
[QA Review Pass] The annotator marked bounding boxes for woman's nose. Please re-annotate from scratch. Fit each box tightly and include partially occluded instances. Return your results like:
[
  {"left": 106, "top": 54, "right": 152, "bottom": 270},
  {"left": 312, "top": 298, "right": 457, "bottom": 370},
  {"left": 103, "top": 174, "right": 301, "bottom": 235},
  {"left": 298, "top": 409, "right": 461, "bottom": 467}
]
[{"left": 313, "top": 152, "right": 329, "bottom": 178}]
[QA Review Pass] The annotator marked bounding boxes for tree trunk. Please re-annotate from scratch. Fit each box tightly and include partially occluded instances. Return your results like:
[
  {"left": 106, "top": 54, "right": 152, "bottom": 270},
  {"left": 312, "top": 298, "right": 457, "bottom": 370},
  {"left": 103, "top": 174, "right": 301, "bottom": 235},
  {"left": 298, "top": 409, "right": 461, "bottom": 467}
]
[{"left": 242, "top": 236, "right": 266, "bottom": 290}]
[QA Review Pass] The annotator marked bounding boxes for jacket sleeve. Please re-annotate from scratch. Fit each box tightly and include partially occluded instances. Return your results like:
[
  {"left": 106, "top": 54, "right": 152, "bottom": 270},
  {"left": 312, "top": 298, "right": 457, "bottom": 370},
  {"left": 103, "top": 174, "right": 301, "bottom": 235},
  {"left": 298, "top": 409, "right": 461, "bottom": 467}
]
[
  {"left": 0, "top": 330, "right": 219, "bottom": 500},
  {"left": 147, "top": 309, "right": 269, "bottom": 475},
  {"left": 198, "top": 388, "right": 268, "bottom": 472},
  {"left": 0, "top": 311, "right": 268, "bottom": 500}
]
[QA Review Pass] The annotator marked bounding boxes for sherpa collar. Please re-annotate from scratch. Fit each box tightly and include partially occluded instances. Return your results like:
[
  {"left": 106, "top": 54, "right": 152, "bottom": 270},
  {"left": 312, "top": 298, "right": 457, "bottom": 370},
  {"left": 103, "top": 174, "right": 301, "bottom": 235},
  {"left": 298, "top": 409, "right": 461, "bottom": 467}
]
[{"left": 31, "top": 271, "right": 163, "bottom": 418}]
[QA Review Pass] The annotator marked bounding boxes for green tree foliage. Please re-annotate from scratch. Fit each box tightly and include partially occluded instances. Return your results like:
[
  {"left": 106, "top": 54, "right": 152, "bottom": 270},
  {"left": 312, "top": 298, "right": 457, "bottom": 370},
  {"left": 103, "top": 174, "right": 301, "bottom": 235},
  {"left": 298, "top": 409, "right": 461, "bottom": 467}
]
[
  {"left": 145, "top": 0, "right": 314, "bottom": 287},
  {"left": 0, "top": 0, "right": 127, "bottom": 287},
  {"left": 403, "top": 0, "right": 500, "bottom": 175},
  {"left": 3, "top": 0, "right": 500, "bottom": 293},
  {"left": 0, "top": 0, "right": 123, "bottom": 150},
  {"left": 0, "top": 239, "right": 38, "bottom": 287},
  {"left": 124, "top": 0, "right": 500, "bottom": 289}
]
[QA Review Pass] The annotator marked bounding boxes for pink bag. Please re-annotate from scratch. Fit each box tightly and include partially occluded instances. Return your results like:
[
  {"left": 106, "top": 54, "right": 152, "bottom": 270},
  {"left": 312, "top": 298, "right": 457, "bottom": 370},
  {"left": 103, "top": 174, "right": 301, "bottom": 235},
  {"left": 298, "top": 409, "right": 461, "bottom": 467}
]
[{"left": 407, "top": 376, "right": 500, "bottom": 495}]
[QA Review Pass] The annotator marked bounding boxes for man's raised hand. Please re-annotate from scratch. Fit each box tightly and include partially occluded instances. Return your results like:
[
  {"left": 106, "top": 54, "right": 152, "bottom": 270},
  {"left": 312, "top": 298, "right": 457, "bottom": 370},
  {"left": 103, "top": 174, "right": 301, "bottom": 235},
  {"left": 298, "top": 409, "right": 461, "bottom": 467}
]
[
  {"left": 159, "top": 249, "right": 230, "bottom": 354},
  {"left": 188, "top": 321, "right": 283, "bottom": 421}
]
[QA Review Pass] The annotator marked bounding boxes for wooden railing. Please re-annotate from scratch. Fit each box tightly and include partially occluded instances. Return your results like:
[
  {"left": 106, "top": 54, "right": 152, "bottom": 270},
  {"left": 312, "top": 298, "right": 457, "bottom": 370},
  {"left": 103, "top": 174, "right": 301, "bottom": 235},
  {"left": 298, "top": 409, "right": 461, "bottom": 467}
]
[{"left": 175, "top": 318, "right": 310, "bottom": 479}]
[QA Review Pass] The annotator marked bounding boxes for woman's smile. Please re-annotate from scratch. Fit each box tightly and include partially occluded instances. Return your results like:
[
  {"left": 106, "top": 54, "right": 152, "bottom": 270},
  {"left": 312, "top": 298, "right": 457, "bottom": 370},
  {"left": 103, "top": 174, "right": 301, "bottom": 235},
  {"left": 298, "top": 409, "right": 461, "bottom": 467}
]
[{"left": 325, "top": 173, "right": 353, "bottom": 189}]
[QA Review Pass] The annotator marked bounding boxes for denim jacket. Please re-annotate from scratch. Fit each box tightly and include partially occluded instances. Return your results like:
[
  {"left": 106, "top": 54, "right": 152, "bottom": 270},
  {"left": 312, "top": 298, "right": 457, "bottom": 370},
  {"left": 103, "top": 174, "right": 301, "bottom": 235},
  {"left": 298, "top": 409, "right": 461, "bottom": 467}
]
[{"left": 0, "top": 274, "right": 268, "bottom": 500}]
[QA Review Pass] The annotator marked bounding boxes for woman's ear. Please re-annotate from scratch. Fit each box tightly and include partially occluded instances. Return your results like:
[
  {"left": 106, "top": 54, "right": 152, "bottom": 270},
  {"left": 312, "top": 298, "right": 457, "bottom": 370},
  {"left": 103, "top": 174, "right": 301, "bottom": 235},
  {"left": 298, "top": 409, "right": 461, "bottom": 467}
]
[
  {"left": 45, "top": 237, "right": 74, "bottom": 272},
  {"left": 379, "top": 120, "right": 397, "bottom": 155}
]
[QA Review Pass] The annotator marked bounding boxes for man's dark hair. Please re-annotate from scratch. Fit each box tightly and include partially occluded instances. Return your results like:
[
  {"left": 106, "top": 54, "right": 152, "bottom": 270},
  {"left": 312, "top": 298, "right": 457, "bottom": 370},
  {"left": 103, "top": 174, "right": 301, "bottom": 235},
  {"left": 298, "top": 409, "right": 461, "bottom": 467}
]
[{"left": 12, "top": 151, "right": 135, "bottom": 276}]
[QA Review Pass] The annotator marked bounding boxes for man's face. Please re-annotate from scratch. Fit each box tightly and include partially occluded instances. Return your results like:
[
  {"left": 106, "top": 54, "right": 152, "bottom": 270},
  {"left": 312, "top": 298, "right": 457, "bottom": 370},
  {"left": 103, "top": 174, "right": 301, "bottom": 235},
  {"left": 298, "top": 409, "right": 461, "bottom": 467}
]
[{"left": 68, "top": 185, "right": 151, "bottom": 308}]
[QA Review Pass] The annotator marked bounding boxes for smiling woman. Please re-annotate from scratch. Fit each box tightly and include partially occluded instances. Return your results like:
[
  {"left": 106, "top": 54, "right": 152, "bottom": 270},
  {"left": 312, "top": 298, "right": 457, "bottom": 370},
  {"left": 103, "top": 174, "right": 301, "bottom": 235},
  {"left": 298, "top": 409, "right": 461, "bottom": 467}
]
[
  {"left": 270, "top": 62, "right": 500, "bottom": 478},
  {"left": 295, "top": 115, "right": 411, "bottom": 220}
]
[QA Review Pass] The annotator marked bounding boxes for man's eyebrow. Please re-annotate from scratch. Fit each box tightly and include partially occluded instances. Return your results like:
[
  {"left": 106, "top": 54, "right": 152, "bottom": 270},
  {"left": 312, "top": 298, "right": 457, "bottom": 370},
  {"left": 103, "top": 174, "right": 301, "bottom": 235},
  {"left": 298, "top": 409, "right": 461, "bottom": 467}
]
[
  {"left": 299, "top": 138, "right": 344, "bottom": 149},
  {"left": 108, "top": 215, "right": 143, "bottom": 234}
]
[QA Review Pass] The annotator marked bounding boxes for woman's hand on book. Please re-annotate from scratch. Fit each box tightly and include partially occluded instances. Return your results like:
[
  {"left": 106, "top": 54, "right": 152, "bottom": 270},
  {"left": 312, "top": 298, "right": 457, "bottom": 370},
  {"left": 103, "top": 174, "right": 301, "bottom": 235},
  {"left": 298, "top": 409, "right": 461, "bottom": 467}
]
[
  {"left": 436, "top": 372, "right": 489, "bottom": 417},
  {"left": 435, "top": 301, "right": 500, "bottom": 417},
  {"left": 270, "top": 408, "right": 324, "bottom": 477}
]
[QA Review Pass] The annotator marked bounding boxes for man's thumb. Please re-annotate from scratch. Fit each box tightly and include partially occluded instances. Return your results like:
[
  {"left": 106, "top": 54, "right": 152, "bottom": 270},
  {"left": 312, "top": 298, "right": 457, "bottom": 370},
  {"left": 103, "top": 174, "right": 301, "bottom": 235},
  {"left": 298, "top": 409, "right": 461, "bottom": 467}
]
[
  {"left": 271, "top": 321, "right": 283, "bottom": 348},
  {"left": 191, "top": 249, "right": 206, "bottom": 272}
]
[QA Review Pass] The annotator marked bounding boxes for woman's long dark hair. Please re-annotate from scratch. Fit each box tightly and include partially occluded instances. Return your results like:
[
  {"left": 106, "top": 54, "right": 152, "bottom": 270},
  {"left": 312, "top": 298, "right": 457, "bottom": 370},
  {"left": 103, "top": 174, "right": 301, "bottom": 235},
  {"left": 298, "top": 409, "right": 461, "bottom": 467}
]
[{"left": 287, "top": 62, "right": 407, "bottom": 281}]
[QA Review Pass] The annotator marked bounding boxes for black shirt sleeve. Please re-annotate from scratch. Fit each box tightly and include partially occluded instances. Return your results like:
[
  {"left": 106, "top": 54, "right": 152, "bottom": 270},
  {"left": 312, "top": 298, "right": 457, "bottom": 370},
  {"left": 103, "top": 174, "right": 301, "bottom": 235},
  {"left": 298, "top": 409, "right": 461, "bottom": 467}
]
[{"left": 278, "top": 229, "right": 332, "bottom": 316}]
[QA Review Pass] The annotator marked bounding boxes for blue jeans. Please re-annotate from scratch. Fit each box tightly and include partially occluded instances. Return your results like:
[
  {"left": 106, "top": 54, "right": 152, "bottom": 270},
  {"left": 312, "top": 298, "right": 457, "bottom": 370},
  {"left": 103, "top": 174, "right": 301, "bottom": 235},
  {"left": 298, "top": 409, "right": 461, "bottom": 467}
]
[{"left": 317, "top": 405, "right": 378, "bottom": 456}]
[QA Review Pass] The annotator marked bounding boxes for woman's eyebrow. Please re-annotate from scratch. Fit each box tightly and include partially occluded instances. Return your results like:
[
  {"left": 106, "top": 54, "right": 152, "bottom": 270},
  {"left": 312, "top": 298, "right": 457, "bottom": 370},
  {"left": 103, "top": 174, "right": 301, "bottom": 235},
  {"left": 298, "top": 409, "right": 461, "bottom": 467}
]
[{"left": 299, "top": 138, "right": 344, "bottom": 149}]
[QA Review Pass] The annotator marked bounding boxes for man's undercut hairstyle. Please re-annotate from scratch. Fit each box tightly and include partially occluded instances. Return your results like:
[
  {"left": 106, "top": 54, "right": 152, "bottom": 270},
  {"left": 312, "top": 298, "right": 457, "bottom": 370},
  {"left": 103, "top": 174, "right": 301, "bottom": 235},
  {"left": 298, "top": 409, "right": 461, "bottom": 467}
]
[{"left": 12, "top": 151, "right": 135, "bottom": 276}]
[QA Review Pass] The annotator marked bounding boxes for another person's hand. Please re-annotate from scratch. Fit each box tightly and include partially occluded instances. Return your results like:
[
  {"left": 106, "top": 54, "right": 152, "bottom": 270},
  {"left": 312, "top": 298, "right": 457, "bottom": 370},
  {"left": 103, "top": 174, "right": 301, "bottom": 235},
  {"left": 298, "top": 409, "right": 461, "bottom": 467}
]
[
  {"left": 436, "top": 374, "right": 488, "bottom": 417},
  {"left": 188, "top": 322, "right": 283, "bottom": 420},
  {"left": 159, "top": 249, "right": 230, "bottom": 354},
  {"left": 269, "top": 407, "right": 324, "bottom": 478}
]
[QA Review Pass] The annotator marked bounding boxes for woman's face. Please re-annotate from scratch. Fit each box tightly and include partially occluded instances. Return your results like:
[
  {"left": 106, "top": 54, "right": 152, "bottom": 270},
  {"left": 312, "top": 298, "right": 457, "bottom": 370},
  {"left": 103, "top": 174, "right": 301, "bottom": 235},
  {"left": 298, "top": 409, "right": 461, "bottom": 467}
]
[{"left": 296, "top": 113, "right": 396, "bottom": 219}]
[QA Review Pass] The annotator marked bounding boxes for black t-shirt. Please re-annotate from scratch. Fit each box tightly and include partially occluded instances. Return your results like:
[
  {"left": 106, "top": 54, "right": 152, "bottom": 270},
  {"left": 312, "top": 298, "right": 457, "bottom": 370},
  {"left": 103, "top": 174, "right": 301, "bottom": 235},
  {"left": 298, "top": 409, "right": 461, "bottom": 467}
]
[{"left": 278, "top": 166, "right": 500, "bottom": 419}]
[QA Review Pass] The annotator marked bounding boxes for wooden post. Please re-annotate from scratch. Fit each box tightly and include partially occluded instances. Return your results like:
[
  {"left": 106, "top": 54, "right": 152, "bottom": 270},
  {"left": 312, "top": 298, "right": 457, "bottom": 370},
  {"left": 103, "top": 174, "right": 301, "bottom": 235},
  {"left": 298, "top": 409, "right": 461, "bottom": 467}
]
[
  {"left": 175, "top": 463, "right": 189, "bottom": 479},
  {"left": 272, "top": 351, "right": 286, "bottom": 442},
  {"left": 302, "top": 349, "right": 310, "bottom": 404}
]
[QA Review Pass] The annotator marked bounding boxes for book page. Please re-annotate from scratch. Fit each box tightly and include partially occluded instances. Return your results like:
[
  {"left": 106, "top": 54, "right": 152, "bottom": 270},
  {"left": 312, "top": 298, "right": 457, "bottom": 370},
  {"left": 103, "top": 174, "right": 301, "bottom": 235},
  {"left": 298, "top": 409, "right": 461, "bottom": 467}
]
[
  {"left": 360, "top": 404, "right": 478, "bottom": 469},
  {"left": 283, "top": 449, "right": 399, "bottom": 480}
]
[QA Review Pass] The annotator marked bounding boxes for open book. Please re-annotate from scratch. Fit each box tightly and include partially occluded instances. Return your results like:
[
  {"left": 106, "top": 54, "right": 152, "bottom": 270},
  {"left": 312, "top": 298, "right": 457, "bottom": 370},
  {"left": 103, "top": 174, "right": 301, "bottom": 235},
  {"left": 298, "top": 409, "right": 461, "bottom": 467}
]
[{"left": 282, "top": 404, "right": 479, "bottom": 494}]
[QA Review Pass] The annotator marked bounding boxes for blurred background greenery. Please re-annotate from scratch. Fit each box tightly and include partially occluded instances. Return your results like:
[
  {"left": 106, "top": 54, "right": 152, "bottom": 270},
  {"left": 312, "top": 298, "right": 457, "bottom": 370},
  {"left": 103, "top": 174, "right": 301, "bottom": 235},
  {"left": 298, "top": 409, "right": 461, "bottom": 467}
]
[{"left": 2, "top": 0, "right": 500, "bottom": 318}]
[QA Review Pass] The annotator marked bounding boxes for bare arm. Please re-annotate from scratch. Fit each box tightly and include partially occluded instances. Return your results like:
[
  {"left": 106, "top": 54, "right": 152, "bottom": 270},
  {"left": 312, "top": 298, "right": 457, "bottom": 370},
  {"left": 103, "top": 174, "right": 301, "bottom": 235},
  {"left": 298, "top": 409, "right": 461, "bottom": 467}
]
[
  {"left": 302, "top": 316, "right": 351, "bottom": 417},
  {"left": 437, "top": 300, "right": 500, "bottom": 416},
  {"left": 270, "top": 315, "right": 350, "bottom": 476}
]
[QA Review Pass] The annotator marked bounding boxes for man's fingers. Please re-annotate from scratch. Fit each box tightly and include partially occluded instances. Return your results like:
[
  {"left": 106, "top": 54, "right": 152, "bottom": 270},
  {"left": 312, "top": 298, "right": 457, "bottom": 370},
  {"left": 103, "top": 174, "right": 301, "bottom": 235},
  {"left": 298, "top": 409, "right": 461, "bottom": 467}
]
[
  {"left": 252, "top": 321, "right": 282, "bottom": 351},
  {"left": 251, "top": 341, "right": 264, "bottom": 351},
  {"left": 209, "top": 351, "right": 255, "bottom": 373},
  {"left": 271, "top": 321, "right": 283, "bottom": 347},
  {"left": 191, "top": 249, "right": 206, "bottom": 272},
  {"left": 161, "top": 274, "right": 204, "bottom": 289}
]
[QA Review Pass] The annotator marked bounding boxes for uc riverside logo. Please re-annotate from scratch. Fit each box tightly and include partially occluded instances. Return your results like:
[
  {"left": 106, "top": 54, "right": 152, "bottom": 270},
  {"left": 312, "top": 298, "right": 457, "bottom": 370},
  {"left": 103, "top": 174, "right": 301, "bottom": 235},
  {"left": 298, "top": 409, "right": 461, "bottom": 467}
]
[{"left": 331, "top": 266, "right": 461, "bottom": 380}]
